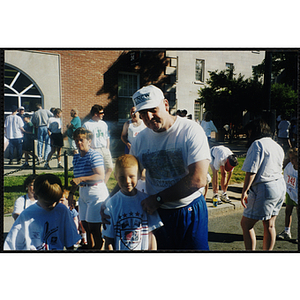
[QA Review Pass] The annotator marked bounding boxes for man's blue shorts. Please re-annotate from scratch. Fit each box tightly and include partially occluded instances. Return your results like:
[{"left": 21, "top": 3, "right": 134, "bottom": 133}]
[{"left": 155, "top": 194, "right": 209, "bottom": 251}]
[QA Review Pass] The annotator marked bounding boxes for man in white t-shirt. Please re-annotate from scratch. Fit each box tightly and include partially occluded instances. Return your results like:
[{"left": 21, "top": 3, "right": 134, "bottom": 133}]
[
  {"left": 83, "top": 105, "right": 113, "bottom": 183},
  {"left": 128, "top": 85, "right": 211, "bottom": 250},
  {"left": 4, "top": 105, "right": 25, "bottom": 165},
  {"left": 210, "top": 145, "right": 238, "bottom": 204}
]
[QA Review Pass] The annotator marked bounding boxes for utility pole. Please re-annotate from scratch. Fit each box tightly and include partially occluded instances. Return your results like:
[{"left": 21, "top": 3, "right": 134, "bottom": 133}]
[
  {"left": 263, "top": 51, "right": 276, "bottom": 135},
  {"left": 264, "top": 50, "right": 272, "bottom": 111}
]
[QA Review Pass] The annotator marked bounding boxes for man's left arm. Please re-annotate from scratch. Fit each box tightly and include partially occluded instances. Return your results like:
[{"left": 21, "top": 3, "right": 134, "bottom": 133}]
[{"left": 141, "top": 159, "right": 210, "bottom": 214}]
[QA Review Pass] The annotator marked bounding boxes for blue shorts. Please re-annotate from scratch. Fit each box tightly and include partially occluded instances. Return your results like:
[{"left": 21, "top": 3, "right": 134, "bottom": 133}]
[
  {"left": 243, "top": 177, "right": 286, "bottom": 221},
  {"left": 155, "top": 195, "right": 209, "bottom": 251}
]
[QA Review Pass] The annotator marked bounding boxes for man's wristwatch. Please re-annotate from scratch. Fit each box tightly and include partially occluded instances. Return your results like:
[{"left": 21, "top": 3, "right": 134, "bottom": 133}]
[{"left": 156, "top": 193, "right": 163, "bottom": 205}]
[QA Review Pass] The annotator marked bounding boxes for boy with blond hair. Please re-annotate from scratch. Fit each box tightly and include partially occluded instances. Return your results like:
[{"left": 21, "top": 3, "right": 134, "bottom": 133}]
[{"left": 103, "top": 154, "right": 163, "bottom": 250}]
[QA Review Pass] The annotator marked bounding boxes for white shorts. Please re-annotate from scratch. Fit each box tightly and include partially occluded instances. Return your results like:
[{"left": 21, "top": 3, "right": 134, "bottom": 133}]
[
  {"left": 94, "top": 147, "right": 113, "bottom": 170},
  {"left": 243, "top": 177, "right": 286, "bottom": 221},
  {"left": 78, "top": 182, "right": 109, "bottom": 223}
]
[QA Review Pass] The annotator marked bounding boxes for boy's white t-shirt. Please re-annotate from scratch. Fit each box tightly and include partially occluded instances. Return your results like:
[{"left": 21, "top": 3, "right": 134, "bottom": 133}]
[
  {"left": 130, "top": 117, "right": 211, "bottom": 209},
  {"left": 103, "top": 190, "right": 163, "bottom": 250},
  {"left": 4, "top": 203, "right": 81, "bottom": 250},
  {"left": 47, "top": 117, "right": 62, "bottom": 134},
  {"left": 12, "top": 194, "right": 37, "bottom": 216},
  {"left": 210, "top": 146, "right": 233, "bottom": 170},
  {"left": 284, "top": 162, "right": 298, "bottom": 203},
  {"left": 82, "top": 119, "right": 109, "bottom": 148}
]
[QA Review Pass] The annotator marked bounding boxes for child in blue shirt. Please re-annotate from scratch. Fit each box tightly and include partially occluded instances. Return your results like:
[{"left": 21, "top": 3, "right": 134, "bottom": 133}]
[{"left": 103, "top": 154, "right": 163, "bottom": 250}]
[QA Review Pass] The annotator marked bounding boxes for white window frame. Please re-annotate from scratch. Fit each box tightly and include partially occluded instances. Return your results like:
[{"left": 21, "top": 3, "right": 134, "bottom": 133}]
[{"left": 4, "top": 64, "right": 43, "bottom": 117}]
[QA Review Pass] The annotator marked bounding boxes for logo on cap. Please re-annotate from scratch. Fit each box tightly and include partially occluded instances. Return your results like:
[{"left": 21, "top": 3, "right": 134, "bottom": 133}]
[{"left": 134, "top": 92, "right": 151, "bottom": 105}]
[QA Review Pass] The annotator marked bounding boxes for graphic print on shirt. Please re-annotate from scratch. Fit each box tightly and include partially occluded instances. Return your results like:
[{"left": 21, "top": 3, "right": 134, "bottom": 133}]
[
  {"left": 96, "top": 129, "right": 104, "bottom": 138},
  {"left": 36, "top": 221, "right": 59, "bottom": 250},
  {"left": 115, "top": 212, "right": 148, "bottom": 250},
  {"left": 142, "top": 148, "right": 186, "bottom": 187},
  {"left": 286, "top": 174, "right": 296, "bottom": 189}
]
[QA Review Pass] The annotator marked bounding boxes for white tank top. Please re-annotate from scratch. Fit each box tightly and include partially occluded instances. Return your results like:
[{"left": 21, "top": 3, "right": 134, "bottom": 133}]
[{"left": 128, "top": 120, "right": 146, "bottom": 144}]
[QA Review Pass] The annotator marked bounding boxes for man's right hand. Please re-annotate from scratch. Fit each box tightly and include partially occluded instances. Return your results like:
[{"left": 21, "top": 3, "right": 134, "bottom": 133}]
[{"left": 100, "top": 202, "right": 110, "bottom": 229}]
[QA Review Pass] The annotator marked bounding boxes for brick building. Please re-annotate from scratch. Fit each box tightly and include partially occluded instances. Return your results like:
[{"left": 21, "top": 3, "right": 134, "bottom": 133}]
[{"left": 4, "top": 49, "right": 264, "bottom": 157}]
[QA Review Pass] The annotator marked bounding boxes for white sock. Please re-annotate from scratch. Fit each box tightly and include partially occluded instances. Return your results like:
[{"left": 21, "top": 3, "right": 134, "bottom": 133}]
[{"left": 285, "top": 227, "right": 290, "bottom": 234}]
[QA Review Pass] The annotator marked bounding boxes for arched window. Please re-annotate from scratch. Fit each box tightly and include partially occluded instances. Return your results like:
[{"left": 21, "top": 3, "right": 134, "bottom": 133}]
[{"left": 4, "top": 63, "right": 43, "bottom": 116}]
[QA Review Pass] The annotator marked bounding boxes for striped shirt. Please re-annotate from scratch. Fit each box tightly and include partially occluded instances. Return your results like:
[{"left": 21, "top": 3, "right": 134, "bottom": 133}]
[{"left": 72, "top": 149, "right": 104, "bottom": 182}]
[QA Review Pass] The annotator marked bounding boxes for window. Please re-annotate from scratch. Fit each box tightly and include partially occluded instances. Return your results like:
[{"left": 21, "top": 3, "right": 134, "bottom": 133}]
[
  {"left": 226, "top": 62, "right": 234, "bottom": 70},
  {"left": 195, "top": 59, "right": 205, "bottom": 82},
  {"left": 194, "top": 100, "right": 201, "bottom": 121},
  {"left": 4, "top": 64, "right": 43, "bottom": 116},
  {"left": 118, "top": 72, "right": 139, "bottom": 120}
]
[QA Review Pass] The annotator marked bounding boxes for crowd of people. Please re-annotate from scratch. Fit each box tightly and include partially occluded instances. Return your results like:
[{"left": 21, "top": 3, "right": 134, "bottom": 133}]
[{"left": 4, "top": 85, "right": 298, "bottom": 251}]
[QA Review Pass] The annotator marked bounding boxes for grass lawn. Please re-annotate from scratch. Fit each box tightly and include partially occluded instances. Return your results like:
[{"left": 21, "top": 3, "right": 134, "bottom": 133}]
[
  {"left": 3, "top": 172, "right": 118, "bottom": 215},
  {"left": 3, "top": 157, "right": 246, "bottom": 214}
]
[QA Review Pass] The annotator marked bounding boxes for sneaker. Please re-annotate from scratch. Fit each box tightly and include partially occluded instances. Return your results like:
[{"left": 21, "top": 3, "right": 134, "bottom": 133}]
[
  {"left": 22, "top": 162, "right": 29, "bottom": 168},
  {"left": 213, "top": 194, "right": 222, "bottom": 206},
  {"left": 69, "top": 166, "right": 74, "bottom": 171},
  {"left": 277, "top": 230, "right": 291, "bottom": 240},
  {"left": 221, "top": 193, "right": 231, "bottom": 203},
  {"left": 17, "top": 160, "right": 22, "bottom": 165},
  {"left": 57, "top": 163, "right": 63, "bottom": 169},
  {"left": 44, "top": 163, "right": 51, "bottom": 170}
]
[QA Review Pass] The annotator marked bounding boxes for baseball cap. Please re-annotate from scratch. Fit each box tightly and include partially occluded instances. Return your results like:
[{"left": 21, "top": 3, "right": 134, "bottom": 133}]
[
  {"left": 19, "top": 106, "right": 25, "bottom": 110},
  {"left": 224, "top": 154, "right": 238, "bottom": 172},
  {"left": 132, "top": 85, "right": 165, "bottom": 112}
]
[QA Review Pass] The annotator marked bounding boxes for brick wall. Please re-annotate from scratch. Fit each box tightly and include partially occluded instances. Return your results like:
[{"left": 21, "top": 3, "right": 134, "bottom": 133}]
[
  {"left": 38, "top": 50, "right": 125, "bottom": 129},
  {"left": 37, "top": 50, "right": 169, "bottom": 140}
]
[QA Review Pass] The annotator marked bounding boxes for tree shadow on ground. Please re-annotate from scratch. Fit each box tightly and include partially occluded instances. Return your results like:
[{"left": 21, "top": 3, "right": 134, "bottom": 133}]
[
  {"left": 227, "top": 186, "right": 243, "bottom": 194},
  {"left": 208, "top": 232, "right": 244, "bottom": 243}
]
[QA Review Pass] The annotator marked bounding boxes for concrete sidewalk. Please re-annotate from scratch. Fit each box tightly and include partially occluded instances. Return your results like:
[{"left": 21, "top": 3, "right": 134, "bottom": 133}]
[{"left": 206, "top": 183, "right": 244, "bottom": 218}]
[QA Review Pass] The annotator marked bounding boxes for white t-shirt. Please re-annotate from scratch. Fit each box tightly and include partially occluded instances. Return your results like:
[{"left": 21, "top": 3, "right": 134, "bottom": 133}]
[
  {"left": 210, "top": 146, "right": 233, "bottom": 170},
  {"left": 83, "top": 119, "right": 109, "bottom": 148},
  {"left": 4, "top": 114, "right": 24, "bottom": 139},
  {"left": 47, "top": 117, "right": 62, "bottom": 134},
  {"left": 103, "top": 190, "right": 163, "bottom": 250},
  {"left": 201, "top": 120, "right": 218, "bottom": 138},
  {"left": 4, "top": 203, "right": 81, "bottom": 250},
  {"left": 130, "top": 116, "right": 211, "bottom": 209},
  {"left": 13, "top": 194, "right": 37, "bottom": 216},
  {"left": 127, "top": 120, "right": 146, "bottom": 144},
  {"left": 284, "top": 162, "right": 298, "bottom": 203},
  {"left": 242, "top": 137, "right": 284, "bottom": 186}
]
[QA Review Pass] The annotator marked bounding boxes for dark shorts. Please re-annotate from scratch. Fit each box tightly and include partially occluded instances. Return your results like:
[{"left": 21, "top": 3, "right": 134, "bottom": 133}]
[
  {"left": 50, "top": 133, "right": 63, "bottom": 148},
  {"left": 22, "top": 138, "right": 34, "bottom": 152},
  {"left": 155, "top": 195, "right": 209, "bottom": 251}
]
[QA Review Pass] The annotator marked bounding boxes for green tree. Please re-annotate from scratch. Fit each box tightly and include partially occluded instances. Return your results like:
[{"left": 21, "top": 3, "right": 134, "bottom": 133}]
[
  {"left": 198, "top": 68, "right": 263, "bottom": 129},
  {"left": 271, "top": 83, "right": 297, "bottom": 117},
  {"left": 198, "top": 65, "right": 297, "bottom": 130},
  {"left": 253, "top": 51, "right": 298, "bottom": 90}
]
